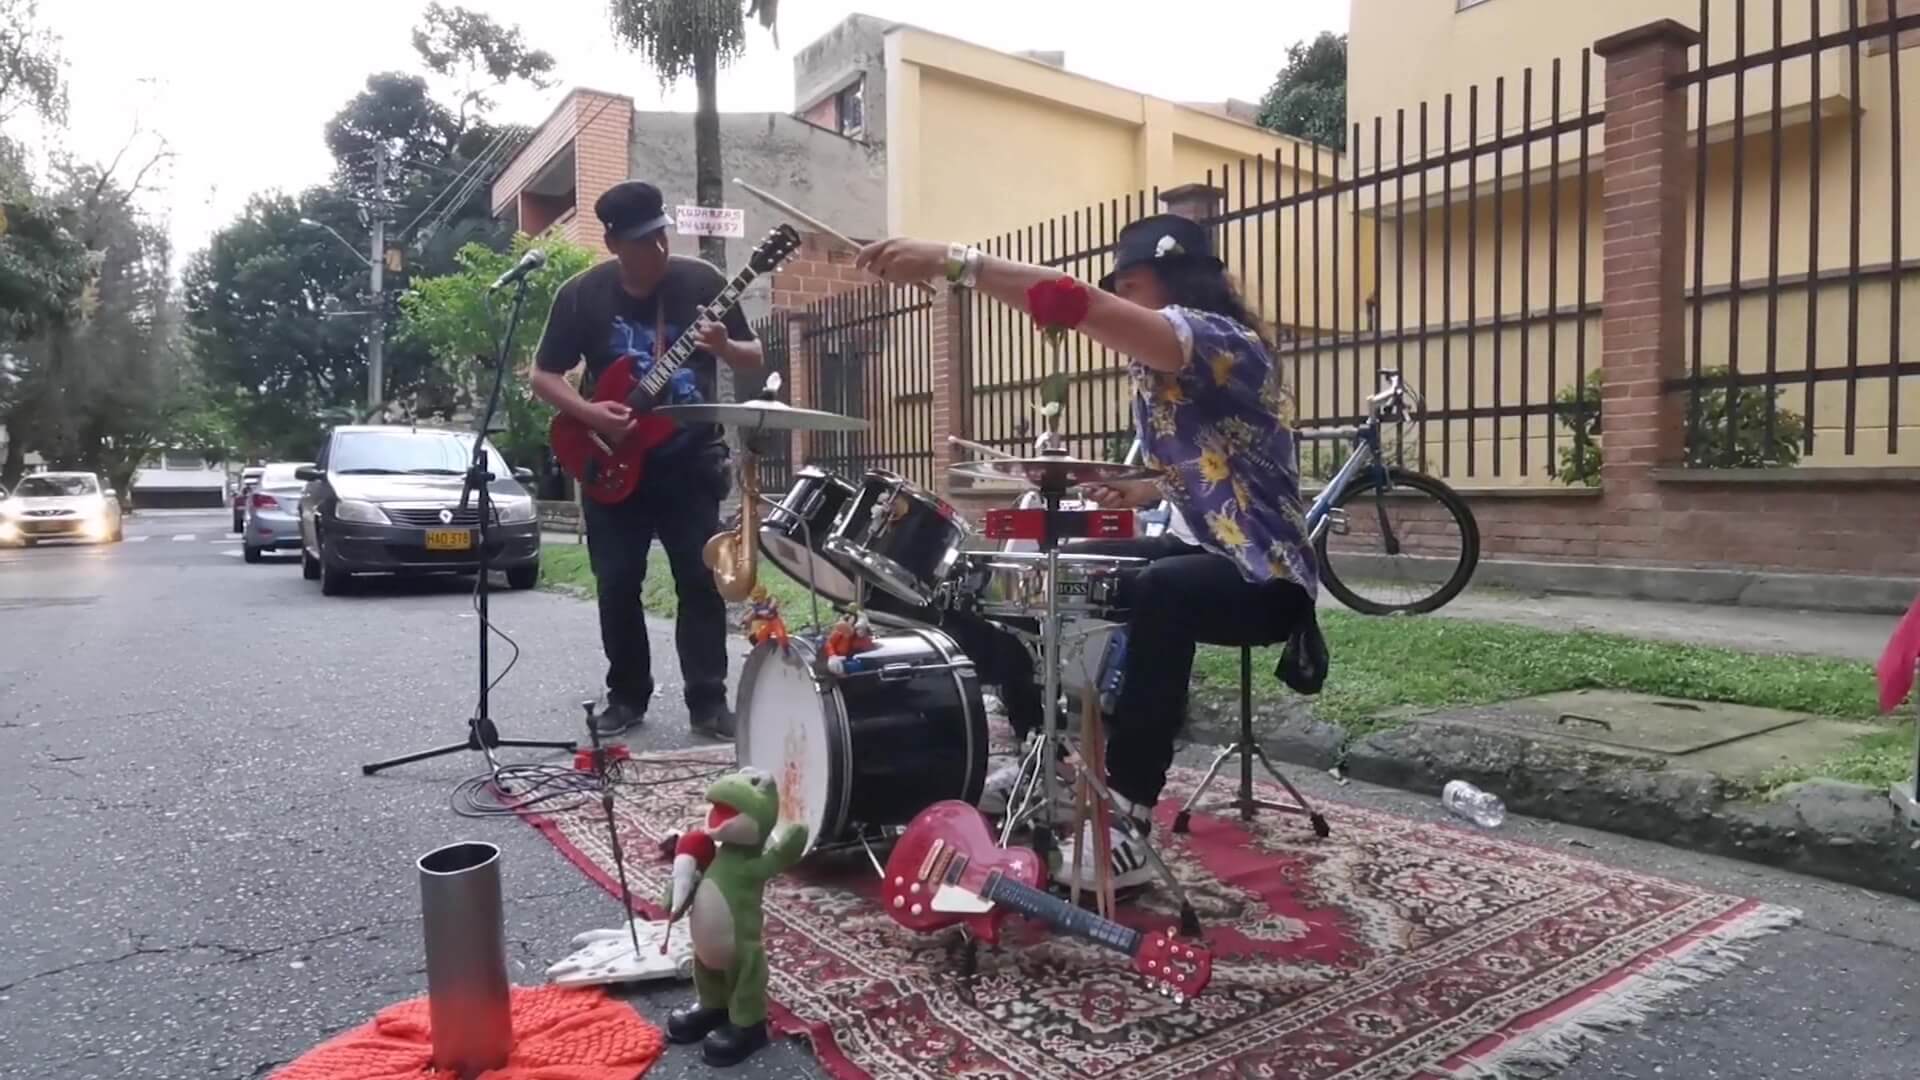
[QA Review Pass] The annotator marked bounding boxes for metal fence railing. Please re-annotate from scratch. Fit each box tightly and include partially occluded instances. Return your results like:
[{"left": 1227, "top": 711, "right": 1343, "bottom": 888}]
[
  {"left": 748, "top": 314, "right": 793, "bottom": 493},
  {"left": 965, "top": 56, "right": 1608, "bottom": 488},
  {"left": 800, "top": 284, "right": 936, "bottom": 490},
  {"left": 1672, "top": 0, "right": 1920, "bottom": 470}
]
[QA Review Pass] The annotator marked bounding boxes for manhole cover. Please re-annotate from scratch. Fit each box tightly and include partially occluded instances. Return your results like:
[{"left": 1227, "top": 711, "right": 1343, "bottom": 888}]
[{"left": 1422, "top": 689, "right": 1810, "bottom": 756}]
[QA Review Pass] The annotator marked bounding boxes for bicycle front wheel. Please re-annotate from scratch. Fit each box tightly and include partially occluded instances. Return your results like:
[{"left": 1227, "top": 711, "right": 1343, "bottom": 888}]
[{"left": 1314, "top": 467, "right": 1480, "bottom": 615}]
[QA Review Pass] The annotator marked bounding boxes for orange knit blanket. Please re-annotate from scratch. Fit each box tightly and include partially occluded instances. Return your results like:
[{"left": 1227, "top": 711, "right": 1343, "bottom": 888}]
[{"left": 274, "top": 984, "right": 664, "bottom": 1080}]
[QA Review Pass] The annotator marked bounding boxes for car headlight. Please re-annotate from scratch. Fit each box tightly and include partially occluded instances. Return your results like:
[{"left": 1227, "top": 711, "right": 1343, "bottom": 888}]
[
  {"left": 495, "top": 498, "right": 536, "bottom": 524},
  {"left": 335, "top": 499, "right": 389, "bottom": 525}
]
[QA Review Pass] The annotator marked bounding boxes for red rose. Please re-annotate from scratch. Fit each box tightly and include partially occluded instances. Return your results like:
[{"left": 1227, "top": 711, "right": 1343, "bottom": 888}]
[{"left": 1027, "top": 276, "right": 1090, "bottom": 336}]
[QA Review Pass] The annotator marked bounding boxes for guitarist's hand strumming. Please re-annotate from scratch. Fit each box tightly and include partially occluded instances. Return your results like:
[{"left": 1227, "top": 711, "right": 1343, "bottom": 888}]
[{"left": 583, "top": 400, "right": 635, "bottom": 439}]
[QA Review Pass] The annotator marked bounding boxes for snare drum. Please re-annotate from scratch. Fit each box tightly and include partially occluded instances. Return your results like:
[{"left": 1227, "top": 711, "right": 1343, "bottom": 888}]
[
  {"left": 759, "top": 468, "right": 863, "bottom": 606},
  {"left": 736, "top": 627, "right": 988, "bottom": 853},
  {"left": 948, "top": 551, "right": 1146, "bottom": 621},
  {"left": 823, "top": 471, "right": 970, "bottom": 607}
]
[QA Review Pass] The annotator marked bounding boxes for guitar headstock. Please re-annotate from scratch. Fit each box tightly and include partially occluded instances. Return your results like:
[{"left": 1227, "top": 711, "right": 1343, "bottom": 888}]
[
  {"left": 1133, "top": 927, "right": 1212, "bottom": 1001},
  {"left": 748, "top": 224, "right": 804, "bottom": 274}
]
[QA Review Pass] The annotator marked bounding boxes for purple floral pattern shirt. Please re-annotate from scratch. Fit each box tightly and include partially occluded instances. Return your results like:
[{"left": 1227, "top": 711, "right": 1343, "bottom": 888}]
[{"left": 1129, "top": 306, "right": 1318, "bottom": 597}]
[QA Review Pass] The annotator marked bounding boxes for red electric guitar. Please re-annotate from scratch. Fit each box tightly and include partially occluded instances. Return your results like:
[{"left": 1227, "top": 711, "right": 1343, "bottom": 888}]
[
  {"left": 882, "top": 801, "right": 1212, "bottom": 1000},
  {"left": 550, "top": 224, "right": 803, "bottom": 504}
]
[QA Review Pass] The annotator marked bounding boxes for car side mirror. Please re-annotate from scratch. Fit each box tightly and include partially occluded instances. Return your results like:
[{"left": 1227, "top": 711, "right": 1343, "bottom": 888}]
[
  {"left": 294, "top": 466, "right": 321, "bottom": 482},
  {"left": 103, "top": 488, "right": 115, "bottom": 497},
  {"left": 512, "top": 467, "right": 534, "bottom": 484}
]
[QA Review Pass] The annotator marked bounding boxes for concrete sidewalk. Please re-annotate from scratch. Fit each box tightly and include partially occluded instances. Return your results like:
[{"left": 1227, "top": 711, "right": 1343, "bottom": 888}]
[{"left": 1431, "top": 586, "right": 1899, "bottom": 664}]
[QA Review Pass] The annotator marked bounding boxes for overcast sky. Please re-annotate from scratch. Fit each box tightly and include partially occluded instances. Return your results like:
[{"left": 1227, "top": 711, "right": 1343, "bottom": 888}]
[{"left": 39, "top": 0, "right": 1346, "bottom": 267}]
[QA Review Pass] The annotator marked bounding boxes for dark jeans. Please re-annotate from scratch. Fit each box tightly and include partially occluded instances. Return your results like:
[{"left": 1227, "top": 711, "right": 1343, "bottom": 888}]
[
  {"left": 582, "top": 450, "right": 731, "bottom": 714},
  {"left": 930, "top": 535, "right": 1313, "bottom": 808}
]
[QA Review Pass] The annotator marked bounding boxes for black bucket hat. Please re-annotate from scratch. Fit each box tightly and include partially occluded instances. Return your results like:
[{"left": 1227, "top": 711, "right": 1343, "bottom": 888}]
[
  {"left": 1098, "top": 213, "right": 1224, "bottom": 291},
  {"left": 596, "top": 181, "right": 672, "bottom": 242}
]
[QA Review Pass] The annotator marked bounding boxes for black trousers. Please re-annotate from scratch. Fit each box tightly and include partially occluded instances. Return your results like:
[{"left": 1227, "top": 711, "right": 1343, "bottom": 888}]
[
  {"left": 918, "top": 536, "right": 1313, "bottom": 808},
  {"left": 581, "top": 451, "right": 731, "bottom": 713}
]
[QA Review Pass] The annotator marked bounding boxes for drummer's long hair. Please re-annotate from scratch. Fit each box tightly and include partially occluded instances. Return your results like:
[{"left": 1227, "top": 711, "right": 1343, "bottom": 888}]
[{"left": 1150, "top": 260, "right": 1278, "bottom": 355}]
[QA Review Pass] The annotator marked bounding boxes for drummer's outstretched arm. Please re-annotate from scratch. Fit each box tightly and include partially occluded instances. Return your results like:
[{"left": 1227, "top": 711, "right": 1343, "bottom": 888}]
[{"left": 856, "top": 239, "right": 1186, "bottom": 373}]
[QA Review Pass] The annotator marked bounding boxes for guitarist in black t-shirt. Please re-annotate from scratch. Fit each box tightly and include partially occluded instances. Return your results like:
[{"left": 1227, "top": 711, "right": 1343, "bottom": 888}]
[{"left": 530, "top": 181, "right": 762, "bottom": 738}]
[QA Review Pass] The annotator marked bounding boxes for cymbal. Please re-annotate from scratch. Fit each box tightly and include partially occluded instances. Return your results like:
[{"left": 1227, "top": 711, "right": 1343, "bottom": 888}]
[
  {"left": 948, "top": 456, "right": 1157, "bottom": 489},
  {"left": 655, "top": 400, "right": 870, "bottom": 433}
]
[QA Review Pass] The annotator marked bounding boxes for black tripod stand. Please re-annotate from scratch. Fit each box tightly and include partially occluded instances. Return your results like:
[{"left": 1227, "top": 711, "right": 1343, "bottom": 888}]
[{"left": 361, "top": 270, "right": 578, "bottom": 775}]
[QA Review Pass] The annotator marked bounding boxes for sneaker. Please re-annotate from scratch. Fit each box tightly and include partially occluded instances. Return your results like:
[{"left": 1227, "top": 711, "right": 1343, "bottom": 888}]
[
  {"left": 690, "top": 701, "right": 736, "bottom": 740},
  {"left": 1053, "top": 805, "right": 1157, "bottom": 892},
  {"left": 593, "top": 700, "right": 643, "bottom": 737}
]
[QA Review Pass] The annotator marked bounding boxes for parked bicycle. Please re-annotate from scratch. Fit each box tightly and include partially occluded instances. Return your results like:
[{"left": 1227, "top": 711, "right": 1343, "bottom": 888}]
[{"left": 1301, "top": 370, "right": 1481, "bottom": 616}]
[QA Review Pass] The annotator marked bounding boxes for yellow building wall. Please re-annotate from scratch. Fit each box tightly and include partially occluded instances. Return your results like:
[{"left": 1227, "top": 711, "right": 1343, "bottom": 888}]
[{"left": 1346, "top": 0, "right": 1920, "bottom": 485}]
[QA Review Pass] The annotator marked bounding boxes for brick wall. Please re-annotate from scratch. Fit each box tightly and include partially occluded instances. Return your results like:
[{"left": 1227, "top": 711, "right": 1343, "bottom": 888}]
[
  {"left": 566, "top": 92, "right": 634, "bottom": 256},
  {"left": 769, "top": 232, "right": 872, "bottom": 310}
]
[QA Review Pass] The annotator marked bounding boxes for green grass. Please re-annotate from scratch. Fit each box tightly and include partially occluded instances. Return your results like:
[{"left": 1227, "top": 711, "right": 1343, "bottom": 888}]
[
  {"left": 541, "top": 541, "right": 1896, "bottom": 785},
  {"left": 1753, "top": 723, "right": 1916, "bottom": 798}
]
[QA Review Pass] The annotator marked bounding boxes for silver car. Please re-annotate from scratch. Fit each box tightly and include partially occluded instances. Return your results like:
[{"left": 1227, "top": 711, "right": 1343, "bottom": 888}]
[
  {"left": 0, "top": 472, "right": 124, "bottom": 546},
  {"left": 241, "top": 462, "right": 312, "bottom": 562}
]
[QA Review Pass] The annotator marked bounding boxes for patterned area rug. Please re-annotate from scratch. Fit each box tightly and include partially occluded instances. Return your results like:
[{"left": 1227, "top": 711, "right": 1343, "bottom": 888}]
[{"left": 519, "top": 756, "right": 1796, "bottom": 1080}]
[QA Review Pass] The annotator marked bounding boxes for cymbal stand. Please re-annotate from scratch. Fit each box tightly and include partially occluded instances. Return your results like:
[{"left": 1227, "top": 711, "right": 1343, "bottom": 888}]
[{"left": 990, "top": 455, "right": 1202, "bottom": 937}]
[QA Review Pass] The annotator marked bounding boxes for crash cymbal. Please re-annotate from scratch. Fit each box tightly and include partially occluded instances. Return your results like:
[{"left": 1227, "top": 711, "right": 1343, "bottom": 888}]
[
  {"left": 948, "top": 456, "right": 1157, "bottom": 489},
  {"left": 655, "top": 400, "right": 870, "bottom": 433}
]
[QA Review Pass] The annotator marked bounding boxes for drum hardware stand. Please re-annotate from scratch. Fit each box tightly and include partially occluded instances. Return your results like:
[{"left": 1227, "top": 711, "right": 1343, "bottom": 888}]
[
  {"left": 361, "top": 261, "right": 577, "bottom": 775},
  {"left": 989, "top": 451, "right": 1202, "bottom": 938},
  {"left": 581, "top": 701, "right": 644, "bottom": 956}
]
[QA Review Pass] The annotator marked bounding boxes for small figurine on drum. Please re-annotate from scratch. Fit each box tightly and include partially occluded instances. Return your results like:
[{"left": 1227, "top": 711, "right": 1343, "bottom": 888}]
[
  {"left": 822, "top": 609, "right": 876, "bottom": 675},
  {"left": 741, "top": 585, "right": 788, "bottom": 650}
]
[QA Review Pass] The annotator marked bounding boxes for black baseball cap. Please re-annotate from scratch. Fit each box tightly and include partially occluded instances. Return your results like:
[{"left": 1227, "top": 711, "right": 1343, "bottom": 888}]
[
  {"left": 596, "top": 181, "right": 671, "bottom": 242},
  {"left": 1098, "top": 213, "right": 1223, "bottom": 291}
]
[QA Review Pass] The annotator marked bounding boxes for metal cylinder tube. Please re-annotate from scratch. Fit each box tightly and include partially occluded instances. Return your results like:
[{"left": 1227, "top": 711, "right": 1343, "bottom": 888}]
[{"left": 417, "top": 840, "right": 513, "bottom": 1077}]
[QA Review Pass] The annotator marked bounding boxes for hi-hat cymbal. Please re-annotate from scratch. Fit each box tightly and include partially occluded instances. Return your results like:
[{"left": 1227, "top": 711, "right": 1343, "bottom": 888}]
[
  {"left": 948, "top": 456, "right": 1157, "bottom": 489},
  {"left": 655, "top": 400, "right": 870, "bottom": 433}
]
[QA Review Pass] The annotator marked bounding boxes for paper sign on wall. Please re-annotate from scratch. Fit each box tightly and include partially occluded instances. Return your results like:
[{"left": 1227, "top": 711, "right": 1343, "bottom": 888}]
[{"left": 675, "top": 206, "right": 746, "bottom": 238}]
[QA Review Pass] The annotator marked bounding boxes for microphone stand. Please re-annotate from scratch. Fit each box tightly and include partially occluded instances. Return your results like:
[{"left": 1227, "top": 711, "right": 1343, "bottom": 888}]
[{"left": 361, "top": 274, "right": 578, "bottom": 774}]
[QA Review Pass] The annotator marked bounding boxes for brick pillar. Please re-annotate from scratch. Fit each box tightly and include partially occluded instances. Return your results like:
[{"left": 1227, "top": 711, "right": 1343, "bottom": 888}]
[
  {"left": 1159, "top": 183, "right": 1224, "bottom": 223},
  {"left": 928, "top": 282, "right": 970, "bottom": 498},
  {"left": 785, "top": 312, "right": 817, "bottom": 468},
  {"left": 1594, "top": 20, "right": 1700, "bottom": 501}
]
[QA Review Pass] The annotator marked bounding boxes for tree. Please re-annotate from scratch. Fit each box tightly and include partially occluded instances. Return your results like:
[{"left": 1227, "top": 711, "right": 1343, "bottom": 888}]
[
  {"left": 1257, "top": 32, "right": 1347, "bottom": 151},
  {"left": 397, "top": 233, "right": 595, "bottom": 467},
  {"left": 607, "top": 0, "right": 779, "bottom": 268},
  {"left": 182, "top": 189, "right": 372, "bottom": 460},
  {"left": 0, "top": 0, "right": 66, "bottom": 127},
  {"left": 184, "top": 5, "right": 556, "bottom": 458},
  {"left": 3, "top": 157, "right": 198, "bottom": 500}
]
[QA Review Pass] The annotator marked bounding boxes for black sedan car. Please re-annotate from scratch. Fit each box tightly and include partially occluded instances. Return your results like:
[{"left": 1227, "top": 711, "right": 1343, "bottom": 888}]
[{"left": 297, "top": 425, "right": 541, "bottom": 596}]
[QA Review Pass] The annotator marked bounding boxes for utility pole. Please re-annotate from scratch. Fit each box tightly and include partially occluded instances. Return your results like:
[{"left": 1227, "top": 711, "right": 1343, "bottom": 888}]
[{"left": 367, "top": 145, "right": 387, "bottom": 411}]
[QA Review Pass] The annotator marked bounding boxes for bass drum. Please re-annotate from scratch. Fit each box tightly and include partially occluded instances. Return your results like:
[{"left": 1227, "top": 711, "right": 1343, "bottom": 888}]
[{"left": 735, "top": 627, "right": 988, "bottom": 853}]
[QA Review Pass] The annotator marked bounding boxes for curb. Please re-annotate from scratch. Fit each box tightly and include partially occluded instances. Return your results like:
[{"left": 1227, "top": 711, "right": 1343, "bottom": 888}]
[{"left": 1185, "top": 688, "right": 1920, "bottom": 900}]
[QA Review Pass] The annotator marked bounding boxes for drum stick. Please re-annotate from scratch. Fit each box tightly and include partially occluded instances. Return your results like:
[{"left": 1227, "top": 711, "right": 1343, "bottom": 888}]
[
  {"left": 947, "top": 435, "right": 1016, "bottom": 460},
  {"left": 731, "top": 178, "right": 936, "bottom": 296}
]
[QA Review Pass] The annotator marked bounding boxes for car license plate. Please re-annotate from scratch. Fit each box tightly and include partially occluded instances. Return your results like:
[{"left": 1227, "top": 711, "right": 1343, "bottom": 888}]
[{"left": 424, "top": 529, "right": 473, "bottom": 551}]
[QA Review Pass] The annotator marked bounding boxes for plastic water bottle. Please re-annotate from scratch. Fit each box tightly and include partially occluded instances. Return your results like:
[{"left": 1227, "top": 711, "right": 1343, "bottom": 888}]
[{"left": 1442, "top": 781, "right": 1506, "bottom": 828}]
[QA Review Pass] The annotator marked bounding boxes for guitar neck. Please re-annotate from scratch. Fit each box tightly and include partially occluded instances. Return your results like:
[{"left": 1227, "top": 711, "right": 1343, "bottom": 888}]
[
  {"left": 980, "top": 871, "right": 1142, "bottom": 956},
  {"left": 637, "top": 263, "right": 765, "bottom": 399}
]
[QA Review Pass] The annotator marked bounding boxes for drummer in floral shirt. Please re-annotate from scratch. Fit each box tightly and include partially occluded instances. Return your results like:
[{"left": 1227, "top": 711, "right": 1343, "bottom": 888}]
[{"left": 859, "top": 214, "right": 1318, "bottom": 891}]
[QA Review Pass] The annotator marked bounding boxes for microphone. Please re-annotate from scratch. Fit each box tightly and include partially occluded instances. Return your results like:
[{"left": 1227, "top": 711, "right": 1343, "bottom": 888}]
[{"left": 489, "top": 249, "right": 548, "bottom": 290}]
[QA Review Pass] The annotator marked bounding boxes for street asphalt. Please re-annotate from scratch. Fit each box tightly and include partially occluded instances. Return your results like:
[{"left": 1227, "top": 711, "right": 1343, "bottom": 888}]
[{"left": 2, "top": 508, "right": 1916, "bottom": 1079}]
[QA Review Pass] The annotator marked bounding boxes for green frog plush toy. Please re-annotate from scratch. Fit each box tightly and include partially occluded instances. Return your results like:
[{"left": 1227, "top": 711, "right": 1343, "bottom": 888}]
[{"left": 662, "top": 767, "right": 809, "bottom": 1067}]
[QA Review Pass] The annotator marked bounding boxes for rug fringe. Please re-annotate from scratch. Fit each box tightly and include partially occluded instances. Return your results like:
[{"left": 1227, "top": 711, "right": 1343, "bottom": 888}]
[{"left": 1437, "top": 904, "right": 1801, "bottom": 1080}]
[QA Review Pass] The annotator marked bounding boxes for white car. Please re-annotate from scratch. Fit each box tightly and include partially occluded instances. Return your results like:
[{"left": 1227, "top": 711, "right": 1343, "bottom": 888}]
[{"left": 0, "top": 472, "right": 124, "bottom": 546}]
